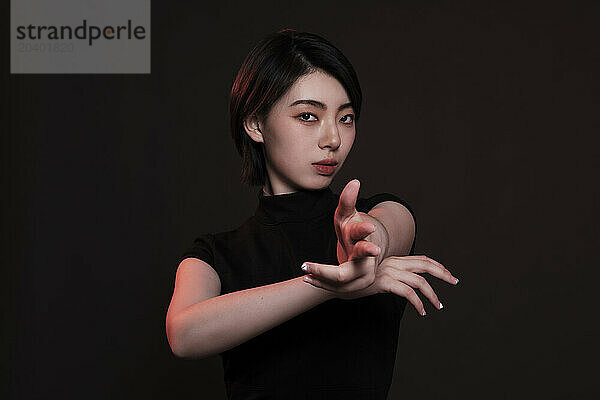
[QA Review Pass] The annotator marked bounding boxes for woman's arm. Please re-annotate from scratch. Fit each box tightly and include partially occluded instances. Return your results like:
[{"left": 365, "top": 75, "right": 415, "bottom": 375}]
[
  {"left": 166, "top": 258, "right": 335, "bottom": 359},
  {"left": 365, "top": 200, "right": 416, "bottom": 263}
]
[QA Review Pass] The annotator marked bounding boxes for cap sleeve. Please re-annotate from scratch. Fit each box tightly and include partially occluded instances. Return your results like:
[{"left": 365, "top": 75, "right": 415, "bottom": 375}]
[
  {"left": 178, "top": 233, "right": 215, "bottom": 267},
  {"left": 356, "top": 192, "right": 417, "bottom": 256}
]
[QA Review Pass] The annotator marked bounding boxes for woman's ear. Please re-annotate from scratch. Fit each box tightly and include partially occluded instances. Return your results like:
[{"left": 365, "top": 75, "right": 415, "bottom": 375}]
[{"left": 243, "top": 114, "right": 264, "bottom": 143}]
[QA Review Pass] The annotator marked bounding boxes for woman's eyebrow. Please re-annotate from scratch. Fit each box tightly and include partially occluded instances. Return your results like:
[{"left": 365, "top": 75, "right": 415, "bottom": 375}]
[{"left": 289, "top": 99, "right": 353, "bottom": 112}]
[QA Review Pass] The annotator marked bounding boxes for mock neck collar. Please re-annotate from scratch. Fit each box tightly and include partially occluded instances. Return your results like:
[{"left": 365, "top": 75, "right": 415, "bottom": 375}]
[{"left": 254, "top": 185, "right": 337, "bottom": 225}]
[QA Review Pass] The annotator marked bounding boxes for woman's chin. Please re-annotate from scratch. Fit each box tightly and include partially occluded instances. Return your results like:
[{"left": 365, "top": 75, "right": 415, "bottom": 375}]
[{"left": 303, "top": 175, "right": 335, "bottom": 189}]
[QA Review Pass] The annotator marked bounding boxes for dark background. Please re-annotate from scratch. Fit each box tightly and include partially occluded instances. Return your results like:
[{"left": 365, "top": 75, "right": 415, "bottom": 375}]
[{"left": 4, "top": 1, "right": 598, "bottom": 399}]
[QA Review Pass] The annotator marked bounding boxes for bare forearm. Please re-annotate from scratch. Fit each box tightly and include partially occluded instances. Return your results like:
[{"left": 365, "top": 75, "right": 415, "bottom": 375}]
[
  {"left": 171, "top": 276, "right": 335, "bottom": 359},
  {"left": 367, "top": 201, "right": 415, "bottom": 261}
]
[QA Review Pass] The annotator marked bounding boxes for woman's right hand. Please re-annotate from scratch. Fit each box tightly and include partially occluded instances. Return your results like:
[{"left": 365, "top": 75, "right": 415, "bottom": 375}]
[{"left": 302, "top": 255, "right": 459, "bottom": 316}]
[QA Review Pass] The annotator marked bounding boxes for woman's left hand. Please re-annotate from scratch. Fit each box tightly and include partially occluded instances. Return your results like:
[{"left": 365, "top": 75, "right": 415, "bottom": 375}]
[
  {"left": 301, "top": 255, "right": 459, "bottom": 315},
  {"left": 334, "top": 179, "right": 386, "bottom": 265}
]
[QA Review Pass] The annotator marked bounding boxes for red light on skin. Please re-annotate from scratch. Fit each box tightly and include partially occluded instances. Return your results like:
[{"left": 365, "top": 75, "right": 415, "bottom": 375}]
[{"left": 313, "top": 164, "right": 336, "bottom": 174}]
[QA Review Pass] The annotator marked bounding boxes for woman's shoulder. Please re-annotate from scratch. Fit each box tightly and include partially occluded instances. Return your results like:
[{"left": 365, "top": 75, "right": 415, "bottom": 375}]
[
  {"left": 355, "top": 191, "right": 415, "bottom": 217},
  {"left": 211, "top": 214, "right": 265, "bottom": 239},
  {"left": 179, "top": 216, "right": 255, "bottom": 261}
]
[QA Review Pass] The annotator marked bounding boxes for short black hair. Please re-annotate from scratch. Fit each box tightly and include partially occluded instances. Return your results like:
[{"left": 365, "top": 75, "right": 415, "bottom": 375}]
[{"left": 229, "top": 28, "right": 363, "bottom": 187}]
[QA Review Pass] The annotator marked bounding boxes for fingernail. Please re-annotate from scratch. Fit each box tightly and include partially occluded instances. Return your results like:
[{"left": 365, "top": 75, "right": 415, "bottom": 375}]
[
  {"left": 439, "top": 302, "right": 444, "bottom": 309},
  {"left": 454, "top": 277, "right": 459, "bottom": 284},
  {"left": 421, "top": 309, "right": 426, "bottom": 316},
  {"left": 301, "top": 263, "right": 310, "bottom": 273},
  {"left": 303, "top": 276, "right": 313, "bottom": 284}
]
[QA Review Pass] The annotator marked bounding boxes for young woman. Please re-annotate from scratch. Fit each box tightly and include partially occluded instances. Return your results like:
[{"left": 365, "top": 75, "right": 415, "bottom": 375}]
[{"left": 166, "top": 28, "right": 458, "bottom": 399}]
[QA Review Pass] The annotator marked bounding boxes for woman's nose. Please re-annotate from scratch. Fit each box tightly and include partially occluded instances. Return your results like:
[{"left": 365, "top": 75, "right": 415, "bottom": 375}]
[{"left": 319, "top": 119, "right": 341, "bottom": 149}]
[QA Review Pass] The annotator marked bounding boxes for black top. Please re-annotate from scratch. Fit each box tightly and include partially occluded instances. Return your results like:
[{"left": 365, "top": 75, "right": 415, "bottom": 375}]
[{"left": 178, "top": 185, "right": 416, "bottom": 400}]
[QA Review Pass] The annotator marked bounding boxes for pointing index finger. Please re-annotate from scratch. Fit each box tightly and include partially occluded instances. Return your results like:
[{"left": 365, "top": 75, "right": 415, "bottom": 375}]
[{"left": 336, "top": 179, "right": 360, "bottom": 219}]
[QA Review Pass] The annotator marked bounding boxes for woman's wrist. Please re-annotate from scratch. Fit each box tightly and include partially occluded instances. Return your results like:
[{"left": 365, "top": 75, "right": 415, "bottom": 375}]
[
  {"left": 299, "top": 275, "right": 338, "bottom": 300},
  {"left": 364, "top": 215, "right": 390, "bottom": 267}
]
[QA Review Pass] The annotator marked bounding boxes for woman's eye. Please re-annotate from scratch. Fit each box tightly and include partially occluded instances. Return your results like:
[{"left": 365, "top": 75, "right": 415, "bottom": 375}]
[
  {"left": 298, "top": 112, "right": 317, "bottom": 122},
  {"left": 341, "top": 114, "right": 355, "bottom": 124}
]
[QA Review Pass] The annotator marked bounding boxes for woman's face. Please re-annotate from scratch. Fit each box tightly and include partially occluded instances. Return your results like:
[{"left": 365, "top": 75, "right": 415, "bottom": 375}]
[{"left": 245, "top": 70, "right": 356, "bottom": 195}]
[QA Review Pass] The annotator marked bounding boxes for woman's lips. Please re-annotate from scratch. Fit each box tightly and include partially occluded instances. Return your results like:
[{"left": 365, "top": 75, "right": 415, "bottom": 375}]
[{"left": 313, "top": 164, "right": 337, "bottom": 174}]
